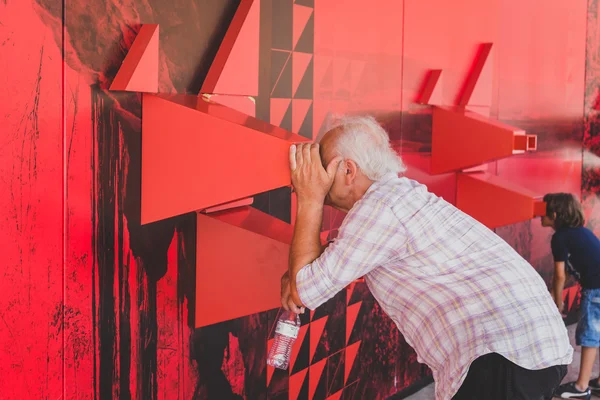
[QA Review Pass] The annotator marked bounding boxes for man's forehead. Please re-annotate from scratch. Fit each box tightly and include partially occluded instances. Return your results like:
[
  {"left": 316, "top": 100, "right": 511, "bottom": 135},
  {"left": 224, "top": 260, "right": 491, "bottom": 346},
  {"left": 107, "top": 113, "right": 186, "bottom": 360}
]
[{"left": 319, "top": 129, "right": 340, "bottom": 162}]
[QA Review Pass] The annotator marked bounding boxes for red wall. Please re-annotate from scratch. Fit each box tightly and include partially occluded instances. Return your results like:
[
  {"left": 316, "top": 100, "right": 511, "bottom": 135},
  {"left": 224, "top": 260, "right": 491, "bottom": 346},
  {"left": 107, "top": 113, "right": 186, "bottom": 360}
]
[{"left": 0, "top": 0, "right": 595, "bottom": 398}]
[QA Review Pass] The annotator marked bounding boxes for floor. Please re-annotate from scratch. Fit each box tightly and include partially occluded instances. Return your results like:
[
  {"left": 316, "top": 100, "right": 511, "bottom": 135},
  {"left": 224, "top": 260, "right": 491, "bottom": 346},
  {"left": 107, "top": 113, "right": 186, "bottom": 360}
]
[{"left": 404, "top": 324, "right": 600, "bottom": 399}]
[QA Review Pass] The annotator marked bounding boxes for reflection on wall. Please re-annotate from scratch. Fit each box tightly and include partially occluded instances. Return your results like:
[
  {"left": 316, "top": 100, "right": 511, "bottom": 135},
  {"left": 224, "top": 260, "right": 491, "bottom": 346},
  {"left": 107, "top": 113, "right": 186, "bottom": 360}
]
[{"left": 0, "top": 0, "right": 595, "bottom": 398}]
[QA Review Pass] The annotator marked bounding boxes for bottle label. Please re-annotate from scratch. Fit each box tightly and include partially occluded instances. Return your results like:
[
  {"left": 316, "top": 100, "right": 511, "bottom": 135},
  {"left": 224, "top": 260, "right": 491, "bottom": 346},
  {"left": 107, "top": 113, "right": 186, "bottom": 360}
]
[{"left": 275, "top": 321, "right": 300, "bottom": 338}]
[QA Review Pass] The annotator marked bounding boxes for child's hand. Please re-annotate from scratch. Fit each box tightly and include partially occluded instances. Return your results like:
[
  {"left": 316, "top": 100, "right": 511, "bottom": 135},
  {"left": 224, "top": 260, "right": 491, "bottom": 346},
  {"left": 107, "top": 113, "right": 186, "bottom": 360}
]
[{"left": 555, "top": 299, "right": 565, "bottom": 314}]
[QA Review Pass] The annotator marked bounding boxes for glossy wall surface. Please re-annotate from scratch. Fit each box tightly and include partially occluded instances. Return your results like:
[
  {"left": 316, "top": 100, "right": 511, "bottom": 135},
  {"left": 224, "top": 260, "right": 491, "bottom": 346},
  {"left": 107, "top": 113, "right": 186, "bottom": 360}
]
[{"left": 0, "top": 0, "right": 595, "bottom": 399}]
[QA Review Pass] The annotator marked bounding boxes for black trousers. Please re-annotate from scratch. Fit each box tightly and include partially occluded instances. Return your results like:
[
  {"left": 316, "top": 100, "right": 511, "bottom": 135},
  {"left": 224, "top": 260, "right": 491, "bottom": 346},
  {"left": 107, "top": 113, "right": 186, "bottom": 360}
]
[{"left": 453, "top": 353, "right": 568, "bottom": 400}]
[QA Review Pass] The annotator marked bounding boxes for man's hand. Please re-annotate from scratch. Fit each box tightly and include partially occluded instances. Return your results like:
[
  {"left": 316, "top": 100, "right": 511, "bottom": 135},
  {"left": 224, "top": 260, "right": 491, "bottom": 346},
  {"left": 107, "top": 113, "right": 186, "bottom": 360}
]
[
  {"left": 281, "top": 272, "right": 305, "bottom": 314},
  {"left": 289, "top": 143, "right": 342, "bottom": 205}
]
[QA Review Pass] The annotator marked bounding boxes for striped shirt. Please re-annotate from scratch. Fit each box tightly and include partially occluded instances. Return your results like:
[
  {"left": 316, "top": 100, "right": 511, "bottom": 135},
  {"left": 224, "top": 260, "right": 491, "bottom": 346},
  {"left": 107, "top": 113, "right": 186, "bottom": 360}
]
[{"left": 296, "top": 173, "right": 573, "bottom": 399}]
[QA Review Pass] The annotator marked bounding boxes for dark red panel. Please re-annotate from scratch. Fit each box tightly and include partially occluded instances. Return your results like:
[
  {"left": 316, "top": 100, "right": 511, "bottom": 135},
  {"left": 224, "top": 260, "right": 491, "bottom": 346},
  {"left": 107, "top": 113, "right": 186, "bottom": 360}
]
[
  {"left": 110, "top": 24, "right": 159, "bottom": 93},
  {"left": 431, "top": 106, "right": 535, "bottom": 174},
  {"left": 195, "top": 207, "right": 292, "bottom": 327},
  {"left": 141, "top": 93, "right": 309, "bottom": 224},
  {"left": 456, "top": 172, "right": 545, "bottom": 228}
]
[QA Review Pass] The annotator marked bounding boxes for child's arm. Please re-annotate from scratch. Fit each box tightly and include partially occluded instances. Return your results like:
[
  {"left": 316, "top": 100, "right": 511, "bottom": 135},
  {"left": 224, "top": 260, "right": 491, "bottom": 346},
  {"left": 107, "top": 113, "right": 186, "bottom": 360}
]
[{"left": 552, "top": 261, "right": 566, "bottom": 311}]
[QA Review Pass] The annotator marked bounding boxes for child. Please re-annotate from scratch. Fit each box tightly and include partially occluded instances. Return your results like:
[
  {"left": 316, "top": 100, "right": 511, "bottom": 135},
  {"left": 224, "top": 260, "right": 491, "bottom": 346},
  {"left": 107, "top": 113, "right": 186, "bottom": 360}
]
[{"left": 543, "top": 193, "right": 600, "bottom": 399}]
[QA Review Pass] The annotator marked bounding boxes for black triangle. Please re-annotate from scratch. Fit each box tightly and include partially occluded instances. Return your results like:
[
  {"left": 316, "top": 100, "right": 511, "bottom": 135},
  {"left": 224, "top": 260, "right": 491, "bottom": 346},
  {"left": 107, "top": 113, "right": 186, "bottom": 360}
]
[
  {"left": 295, "top": 0, "right": 314, "bottom": 7},
  {"left": 294, "top": 58, "right": 313, "bottom": 99},
  {"left": 291, "top": 326, "right": 310, "bottom": 374},
  {"left": 294, "top": 13, "right": 314, "bottom": 53},
  {"left": 297, "top": 370, "right": 309, "bottom": 400},
  {"left": 271, "top": 51, "right": 291, "bottom": 93},
  {"left": 298, "top": 103, "right": 313, "bottom": 139},
  {"left": 326, "top": 351, "right": 344, "bottom": 396},
  {"left": 279, "top": 100, "right": 293, "bottom": 130},
  {"left": 272, "top": 54, "right": 293, "bottom": 98}
]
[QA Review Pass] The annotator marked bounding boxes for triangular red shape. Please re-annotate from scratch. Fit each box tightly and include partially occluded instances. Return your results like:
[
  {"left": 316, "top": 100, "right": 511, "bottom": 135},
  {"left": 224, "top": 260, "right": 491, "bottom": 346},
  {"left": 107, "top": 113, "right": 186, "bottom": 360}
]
[
  {"left": 292, "top": 99, "right": 312, "bottom": 133},
  {"left": 346, "top": 302, "right": 361, "bottom": 345},
  {"left": 201, "top": 0, "right": 259, "bottom": 96},
  {"left": 289, "top": 368, "right": 308, "bottom": 400},
  {"left": 327, "top": 389, "right": 343, "bottom": 400},
  {"left": 293, "top": 5, "right": 313, "bottom": 50},
  {"left": 110, "top": 24, "right": 159, "bottom": 93},
  {"left": 293, "top": 52, "right": 313, "bottom": 97},
  {"left": 290, "top": 325, "right": 309, "bottom": 371},
  {"left": 310, "top": 316, "right": 328, "bottom": 363},
  {"left": 345, "top": 341, "right": 361, "bottom": 383},
  {"left": 309, "top": 359, "right": 326, "bottom": 400},
  {"left": 271, "top": 98, "right": 292, "bottom": 127},
  {"left": 346, "top": 282, "right": 356, "bottom": 305}
]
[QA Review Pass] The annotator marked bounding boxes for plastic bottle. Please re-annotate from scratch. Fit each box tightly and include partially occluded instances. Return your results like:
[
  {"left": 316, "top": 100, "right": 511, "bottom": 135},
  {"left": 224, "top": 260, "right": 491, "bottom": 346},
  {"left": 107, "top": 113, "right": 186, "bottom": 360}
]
[{"left": 267, "top": 310, "right": 301, "bottom": 369}]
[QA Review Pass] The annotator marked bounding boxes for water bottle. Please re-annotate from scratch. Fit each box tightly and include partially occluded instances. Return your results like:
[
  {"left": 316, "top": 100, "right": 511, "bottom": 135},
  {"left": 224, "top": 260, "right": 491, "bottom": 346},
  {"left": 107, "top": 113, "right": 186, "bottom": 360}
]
[{"left": 267, "top": 310, "right": 301, "bottom": 369}]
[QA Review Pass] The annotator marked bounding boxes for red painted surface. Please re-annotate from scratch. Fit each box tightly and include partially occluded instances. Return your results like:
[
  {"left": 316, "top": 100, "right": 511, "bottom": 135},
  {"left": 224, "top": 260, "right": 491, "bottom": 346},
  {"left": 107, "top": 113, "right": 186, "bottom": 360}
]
[
  {"left": 456, "top": 172, "right": 546, "bottom": 228},
  {"left": 195, "top": 208, "right": 290, "bottom": 327},
  {"left": 431, "top": 106, "right": 534, "bottom": 174},
  {"left": 200, "top": 0, "right": 259, "bottom": 96},
  {"left": 110, "top": 24, "right": 159, "bottom": 93},
  {"left": 141, "top": 93, "right": 308, "bottom": 224},
  {"left": 455, "top": 43, "right": 493, "bottom": 107},
  {"left": 0, "top": 0, "right": 596, "bottom": 398},
  {"left": 415, "top": 69, "right": 442, "bottom": 105}
]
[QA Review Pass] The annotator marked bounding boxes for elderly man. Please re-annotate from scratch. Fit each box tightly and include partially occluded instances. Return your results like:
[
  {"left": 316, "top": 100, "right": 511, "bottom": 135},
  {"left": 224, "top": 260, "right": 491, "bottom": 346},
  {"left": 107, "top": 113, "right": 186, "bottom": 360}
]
[{"left": 280, "top": 116, "right": 573, "bottom": 400}]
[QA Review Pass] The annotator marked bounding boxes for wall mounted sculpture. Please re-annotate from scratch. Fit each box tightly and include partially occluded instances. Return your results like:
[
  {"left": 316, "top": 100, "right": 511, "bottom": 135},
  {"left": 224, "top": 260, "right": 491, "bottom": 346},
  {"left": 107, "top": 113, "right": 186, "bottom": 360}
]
[{"left": 420, "top": 43, "right": 545, "bottom": 227}]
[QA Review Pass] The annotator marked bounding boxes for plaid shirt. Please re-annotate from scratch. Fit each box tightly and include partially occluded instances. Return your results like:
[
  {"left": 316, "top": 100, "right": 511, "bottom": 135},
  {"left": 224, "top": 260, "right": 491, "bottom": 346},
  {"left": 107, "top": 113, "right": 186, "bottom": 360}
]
[{"left": 296, "top": 174, "right": 573, "bottom": 399}]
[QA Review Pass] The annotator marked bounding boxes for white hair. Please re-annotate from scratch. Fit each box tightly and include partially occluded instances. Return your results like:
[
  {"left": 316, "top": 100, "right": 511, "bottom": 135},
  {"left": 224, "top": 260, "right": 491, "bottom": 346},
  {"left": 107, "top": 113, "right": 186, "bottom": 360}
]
[{"left": 323, "top": 115, "right": 406, "bottom": 180}]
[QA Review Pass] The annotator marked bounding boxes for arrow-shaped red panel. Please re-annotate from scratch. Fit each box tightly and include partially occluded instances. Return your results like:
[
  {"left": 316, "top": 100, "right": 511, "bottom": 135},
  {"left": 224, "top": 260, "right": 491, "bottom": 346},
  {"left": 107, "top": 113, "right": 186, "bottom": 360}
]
[
  {"left": 141, "top": 93, "right": 309, "bottom": 224},
  {"left": 431, "top": 106, "right": 536, "bottom": 174}
]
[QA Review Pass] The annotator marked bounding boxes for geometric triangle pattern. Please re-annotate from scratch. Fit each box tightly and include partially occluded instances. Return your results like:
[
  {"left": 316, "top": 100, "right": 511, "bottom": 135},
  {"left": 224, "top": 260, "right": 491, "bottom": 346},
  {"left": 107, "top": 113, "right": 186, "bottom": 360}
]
[
  {"left": 309, "top": 359, "right": 327, "bottom": 400},
  {"left": 345, "top": 341, "right": 361, "bottom": 384},
  {"left": 289, "top": 368, "right": 308, "bottom": 400},
  {"left": 292, "top": 99, "right": 313, "bottom": 133},
  {"left": 346, "top": 302, "right": 362, "bottom": 345},
  {"left": 272, "top": 50, "right": 292, "bottom": 95},
  {"left": 271, "top": 98, "right": 292, "bottom": 127},
  {"left": 293, "top": 52, "right": 313, "bottom": 96},
  {"left": 293, "top": 5, "right": 313, "bottom": 50},
  {"left": 298, "top": 103, "right": 314, "bottom": 139},
  {"left": 290, "top": 324, "right": 309, "bottom": 372},
  {"left": 310, "top": 316, "right": 328, "bottom": 364},
  {"left": 272, "top": 51, "right": 293, "bottom": 98},
  {"left": 294, "top": 58, "right": 314, "bottom": 99},
  {"left": 295, "top": 12, "right": 314, "bottom": 53}
]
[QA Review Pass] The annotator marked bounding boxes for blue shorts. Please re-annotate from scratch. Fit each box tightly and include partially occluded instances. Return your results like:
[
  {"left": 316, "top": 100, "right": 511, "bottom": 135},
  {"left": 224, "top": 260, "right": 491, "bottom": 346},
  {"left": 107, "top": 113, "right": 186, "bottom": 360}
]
[{"left": 576, "top": 288, "right": 600, "bottom": 347}]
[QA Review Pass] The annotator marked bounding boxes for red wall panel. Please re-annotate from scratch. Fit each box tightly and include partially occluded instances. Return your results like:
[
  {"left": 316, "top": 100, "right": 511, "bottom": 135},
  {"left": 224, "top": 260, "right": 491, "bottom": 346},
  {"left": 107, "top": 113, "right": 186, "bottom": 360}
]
[
  {"left": 0, "top": 0, "right": 596, "bottom": 399},
  {"left": 0, "top": 0, "right": 64, "bottom": 398}
]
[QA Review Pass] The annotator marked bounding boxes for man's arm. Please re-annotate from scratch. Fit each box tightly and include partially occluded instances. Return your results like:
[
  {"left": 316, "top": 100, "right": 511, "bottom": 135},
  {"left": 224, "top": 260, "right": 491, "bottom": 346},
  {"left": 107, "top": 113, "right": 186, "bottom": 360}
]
[
  {"left": 283, "top": 142, "right": 341, "bottom": 311},
  {"left": 289, "top": 200, "right": 325, "bottom": 306},
  {"left": 552, "top": 261, "right": 566, "bottom": 312}
]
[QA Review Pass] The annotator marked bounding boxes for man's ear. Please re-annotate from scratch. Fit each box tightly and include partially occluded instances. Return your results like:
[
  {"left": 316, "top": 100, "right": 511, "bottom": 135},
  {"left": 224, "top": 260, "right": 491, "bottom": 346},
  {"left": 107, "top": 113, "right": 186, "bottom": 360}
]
[{"left": 344, "top": 159, "right": 359, "bottom": 183}]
